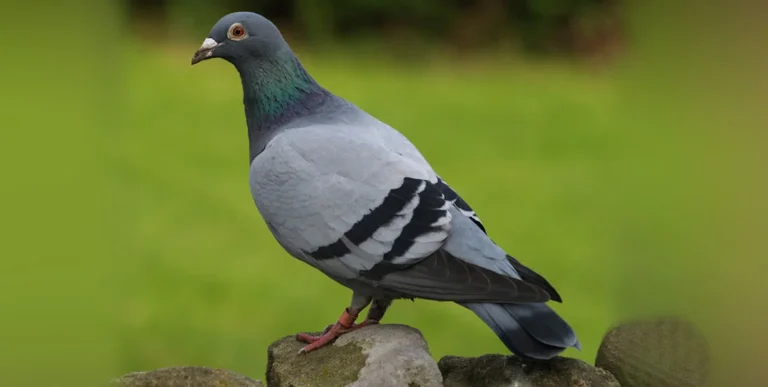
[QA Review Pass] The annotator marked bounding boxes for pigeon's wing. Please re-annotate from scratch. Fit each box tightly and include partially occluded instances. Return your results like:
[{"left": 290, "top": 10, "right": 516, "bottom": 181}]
[
  {"left": 250, "top": 124, "right": 449, "bottom": 278},
  {"left": 435, "top": 177, "right": 563, "bottom": 302},
  {"left": 250, "top": 124, "right": 551, "bottom": 303},
  {"left": 435, "top": 177, "right": 487, "bottom": 233}
]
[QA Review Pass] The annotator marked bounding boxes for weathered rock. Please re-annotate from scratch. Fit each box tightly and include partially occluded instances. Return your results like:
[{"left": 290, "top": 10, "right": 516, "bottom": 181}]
[
  {"left": 439, "top": 355, "right": 620, "bottom": 387},
  {"left": 267, "top": 324, "right": 443, "bottom": 387},
  {"left": 112, "top": 366, "right": 264, "bottom": 387},
  {"left": 595, "top": 317, "right": 710, "bottom": 387}
]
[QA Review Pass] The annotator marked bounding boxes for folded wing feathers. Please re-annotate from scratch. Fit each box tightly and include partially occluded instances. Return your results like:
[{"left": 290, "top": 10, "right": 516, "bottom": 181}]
[
  {"left": 434, "top": 176, "right": 564, "bottom": 303},
  {"left": 378, "top": 250, "right": 552, "bottom": 303},
  {"left": 306, "top": 177, "right": 423, "bottom": 260},
  {"left": 435, "top": 177, "right": 487, "bottom": 233},
  {"left": 306, "top": 168, "right": 558, "bottom": 305},
  {"left": 307, "top": 177, "right": 451, "bottom": 274},
  {"left": 354, "top": 177, "right": 452, "bottom": 278}
]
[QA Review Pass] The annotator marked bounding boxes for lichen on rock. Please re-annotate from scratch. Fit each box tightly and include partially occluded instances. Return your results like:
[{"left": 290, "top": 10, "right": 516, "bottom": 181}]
[
  {"left": 439, "top": 354, "right": 621, "bottom": 387},
  {"left": 112, "top": 366, "right": 264, "bottom": 387},
  {"left": 267, "top": 324, "right": 443, "bottom": 387},
  {"left": 266, "top": 332, "right": 368, "bottom": 386}
]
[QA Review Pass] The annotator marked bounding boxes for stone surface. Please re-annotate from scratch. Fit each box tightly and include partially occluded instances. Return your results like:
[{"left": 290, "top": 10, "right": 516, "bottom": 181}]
[
  {"left": 595, "top": 317, "right": 710, "bottom": 387},
  {"left": 439, "top": 355, "right": 620, "bottom": 387},
  {"left": 267, "top": 323, "right": 443, "bottom": 387},
  {"left": 112, "top": 366, "right": 264, "bottom": 387}
]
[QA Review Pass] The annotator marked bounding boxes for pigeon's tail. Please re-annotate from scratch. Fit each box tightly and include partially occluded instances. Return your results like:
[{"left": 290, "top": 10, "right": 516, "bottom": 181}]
[{"left": 462, "top": 302, "right": 581, "bottom": 360}]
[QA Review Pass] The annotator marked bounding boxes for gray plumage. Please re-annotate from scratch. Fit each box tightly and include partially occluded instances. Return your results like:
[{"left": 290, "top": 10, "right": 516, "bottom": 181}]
[{"left": 191, "top": 11, "right": 581, "bottom": 359}]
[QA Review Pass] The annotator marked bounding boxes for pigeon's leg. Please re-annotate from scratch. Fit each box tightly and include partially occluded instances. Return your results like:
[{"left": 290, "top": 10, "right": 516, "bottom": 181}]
[
  {"left": 302, "top": 298, "right": 392, "bottom": 337},
  {"left": 353, "top": 298, "right": 392, "bottom": 329},
  {"left": 296, "top": 293, "right": 372, "bottom": 353}
]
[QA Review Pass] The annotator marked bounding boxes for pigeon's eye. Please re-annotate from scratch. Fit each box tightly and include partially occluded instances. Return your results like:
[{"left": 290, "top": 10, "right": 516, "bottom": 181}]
[{"left": 228, "top": 24, "right": 248, "bottom": 40}]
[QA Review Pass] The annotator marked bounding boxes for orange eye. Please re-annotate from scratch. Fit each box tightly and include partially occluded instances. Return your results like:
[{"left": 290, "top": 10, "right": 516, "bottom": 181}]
[{"left": 228, "top": 24, "right": 247, "bottom": 40}]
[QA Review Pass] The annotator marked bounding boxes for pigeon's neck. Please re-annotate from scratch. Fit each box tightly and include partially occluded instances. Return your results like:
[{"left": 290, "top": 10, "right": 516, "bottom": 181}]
[{"left": 237, "top": 52, "right": 331, "bottom": 160}]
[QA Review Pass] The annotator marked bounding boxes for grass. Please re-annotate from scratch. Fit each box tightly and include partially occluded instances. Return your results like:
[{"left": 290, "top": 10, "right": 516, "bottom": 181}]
[{"left": 116, "top": 40, "right": 621, "bottom": 380}]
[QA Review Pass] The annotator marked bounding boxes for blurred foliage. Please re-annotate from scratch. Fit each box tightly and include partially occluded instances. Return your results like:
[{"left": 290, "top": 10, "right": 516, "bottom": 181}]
[{"left": 128, "top": 0, "right": 623, "bottom": 56}]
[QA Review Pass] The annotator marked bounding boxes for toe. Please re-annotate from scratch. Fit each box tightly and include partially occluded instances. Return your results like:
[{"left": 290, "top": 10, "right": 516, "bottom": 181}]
[
  {"left": 299, "top": 336, "right": 332, "bottom": 353},
  {"left": 296, "top": 333, "right": 320, "bottom": 343}
]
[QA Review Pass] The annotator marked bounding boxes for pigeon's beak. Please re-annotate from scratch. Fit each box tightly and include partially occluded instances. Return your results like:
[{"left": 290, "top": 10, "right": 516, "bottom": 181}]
[{"left": 191, "top": 38, "right": 221, "bottom": 65}]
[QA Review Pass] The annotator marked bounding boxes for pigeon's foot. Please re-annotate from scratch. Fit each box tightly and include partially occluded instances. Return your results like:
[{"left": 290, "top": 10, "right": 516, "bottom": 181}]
[
  {"left": 296, "top": 319, "right": 380, "bottom": 343},
  {"left": 296, "top": 308, "right": 379, "bottom": 353}
]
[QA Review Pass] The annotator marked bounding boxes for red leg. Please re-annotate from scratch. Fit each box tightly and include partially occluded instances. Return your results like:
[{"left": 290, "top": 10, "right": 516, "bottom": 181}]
[
  {"left": 295, "top": 297, "right": 390, "bottom": 353},
  {"left": 296, "top": 308, "right": 361, "bottom": 353}
]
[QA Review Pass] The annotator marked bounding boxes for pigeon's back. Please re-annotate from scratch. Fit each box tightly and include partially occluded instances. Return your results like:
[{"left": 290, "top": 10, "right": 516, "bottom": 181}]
[{"left": 287, "top": 99, "right": 435, "bottom": 174}]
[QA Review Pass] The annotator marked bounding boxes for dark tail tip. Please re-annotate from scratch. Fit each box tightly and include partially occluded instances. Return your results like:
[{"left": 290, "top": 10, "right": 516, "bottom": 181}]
[{"left": 463, "top": 302, "right": 580, "bottom": 359}]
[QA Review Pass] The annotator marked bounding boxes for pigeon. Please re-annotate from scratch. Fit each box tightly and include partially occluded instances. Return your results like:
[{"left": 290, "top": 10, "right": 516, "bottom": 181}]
[{"left": 191, "top": 11, "right": 581, "bottom": 358}]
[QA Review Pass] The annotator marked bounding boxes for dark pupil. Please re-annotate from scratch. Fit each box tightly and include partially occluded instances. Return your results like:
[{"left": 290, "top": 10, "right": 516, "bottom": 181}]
[{"left": 234, "top": 28, "right": 242, "bottom": 35}]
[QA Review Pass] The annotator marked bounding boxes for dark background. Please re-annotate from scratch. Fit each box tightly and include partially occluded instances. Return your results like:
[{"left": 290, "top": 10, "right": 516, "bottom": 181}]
[{"left": 126, "top": 0, "right": 623, "bottom": 58}]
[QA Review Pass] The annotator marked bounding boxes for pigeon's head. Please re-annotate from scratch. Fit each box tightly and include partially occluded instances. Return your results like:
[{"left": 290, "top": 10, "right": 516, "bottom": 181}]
[{"left": 191, "top": 12, "right": 288, "bottom": 67}]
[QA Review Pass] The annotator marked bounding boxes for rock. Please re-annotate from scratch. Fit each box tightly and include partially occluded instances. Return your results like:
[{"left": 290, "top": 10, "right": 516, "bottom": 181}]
[
  {"left": 439, "top": 355, "right": 620, "bottom": 387},
  {"left": 595, "top": 317, "right": 710, "bottom": 387},
  {"left": 266, "top": 324, "right": 443, "bottom": 387},
  {"left": 112, "top": 366, "right": 264, "bottom": 387}
]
